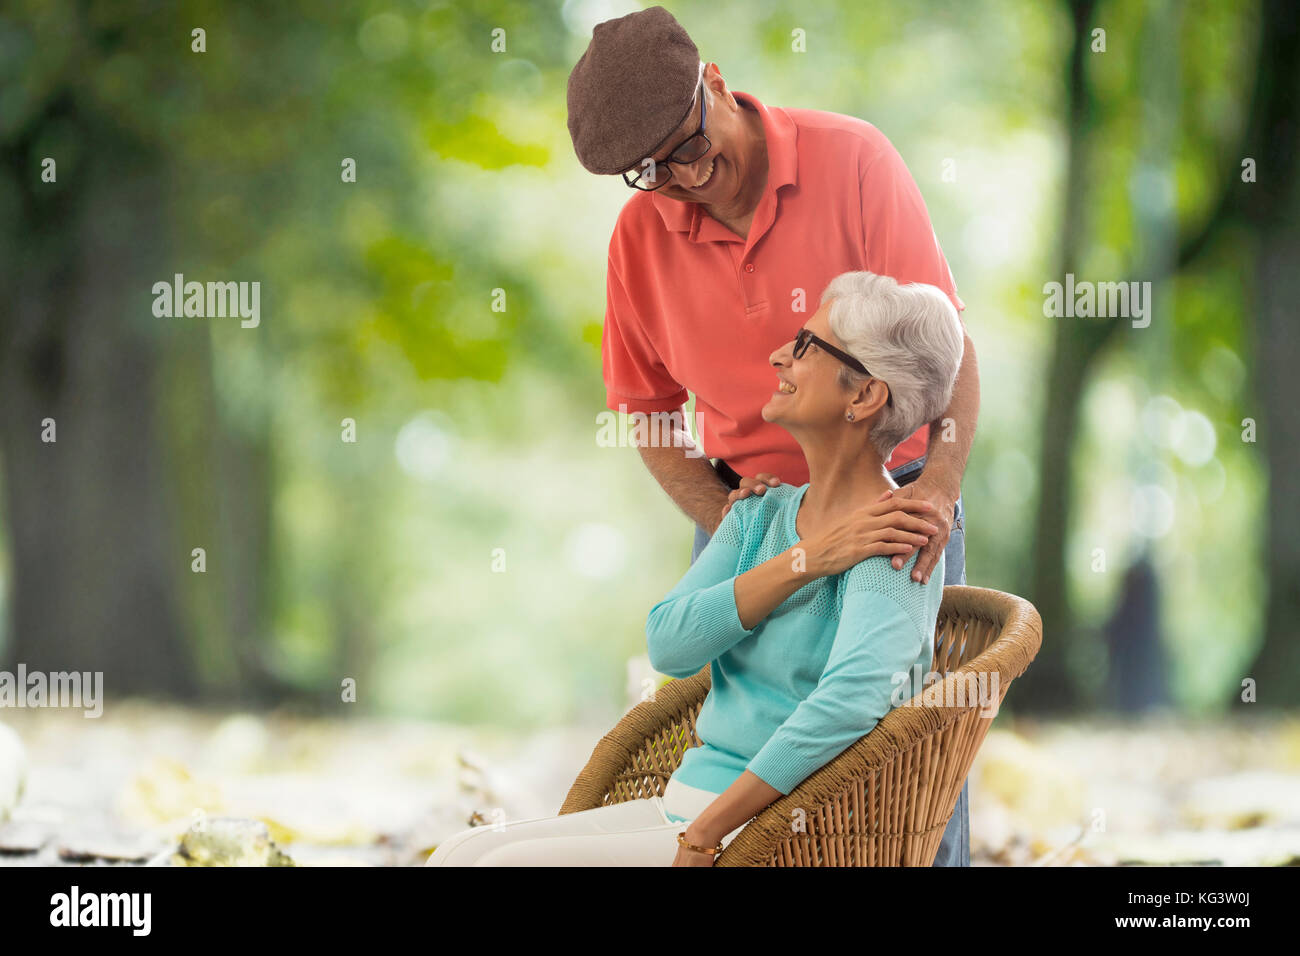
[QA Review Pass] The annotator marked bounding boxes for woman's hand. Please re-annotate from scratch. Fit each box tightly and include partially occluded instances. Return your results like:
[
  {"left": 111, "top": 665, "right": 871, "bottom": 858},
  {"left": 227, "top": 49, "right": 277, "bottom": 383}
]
[
  {"left": 668, "top": 773, "right": 780, "bottom": 865},
  {"left": 802, "top": 490, "right": 939, "bottom": 578},
  {"left": 671, "top": 823, "right": 722, "bottom": 867},
  {"left": 718, "top": 473, "right": 781, "bottom": 524},
  {"left": 671, "top": 844, "right": 719, "bottom": 866}
]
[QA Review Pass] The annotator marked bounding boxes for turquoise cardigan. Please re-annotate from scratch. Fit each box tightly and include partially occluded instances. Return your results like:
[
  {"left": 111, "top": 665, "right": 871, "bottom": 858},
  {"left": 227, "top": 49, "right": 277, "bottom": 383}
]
[{"left": 646, "top": 482, "right": 943, "bottom": 817}]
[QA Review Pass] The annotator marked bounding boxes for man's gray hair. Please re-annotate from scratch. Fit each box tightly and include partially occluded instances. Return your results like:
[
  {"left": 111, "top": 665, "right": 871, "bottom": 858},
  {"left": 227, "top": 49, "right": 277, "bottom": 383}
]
[{"left": 821, "top": 271, "right": 965, "bottom": 462}]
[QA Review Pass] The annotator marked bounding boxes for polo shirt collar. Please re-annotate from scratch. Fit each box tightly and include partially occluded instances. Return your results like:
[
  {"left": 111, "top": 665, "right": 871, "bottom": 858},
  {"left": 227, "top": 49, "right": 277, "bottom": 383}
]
[{"left": 651, "top": 90, "right": 798, "bottom": 237}]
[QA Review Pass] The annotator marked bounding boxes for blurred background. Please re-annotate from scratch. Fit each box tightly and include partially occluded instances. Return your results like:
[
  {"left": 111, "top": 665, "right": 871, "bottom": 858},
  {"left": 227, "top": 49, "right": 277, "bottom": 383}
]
[{"left": 0, "top": 0, "right": 1297, "bottom": 865}]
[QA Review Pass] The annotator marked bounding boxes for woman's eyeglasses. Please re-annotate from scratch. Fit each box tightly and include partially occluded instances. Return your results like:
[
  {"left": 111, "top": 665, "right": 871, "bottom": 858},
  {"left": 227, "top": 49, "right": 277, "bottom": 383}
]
[
  {"left": 793, "top": 328, "right": 892, "bottom": 406},
  {"left": 623, "top": 68, "right": 711, "bottom": 191}
]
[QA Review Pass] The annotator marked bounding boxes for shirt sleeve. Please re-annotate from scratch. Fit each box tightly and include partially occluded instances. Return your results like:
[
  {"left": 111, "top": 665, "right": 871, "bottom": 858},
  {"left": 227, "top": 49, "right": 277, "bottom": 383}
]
[
  {"left": 603, "top": 252, "right": 690, "bottom": 414},
  {"left": 859, "top": 136, "right": 966, "bottom": 317},
  {"left": 645, "top": 501, "right": 756, "bottom": 679},
  {"left": 745, "top": 586, "right": 925, "bottom": 795}
]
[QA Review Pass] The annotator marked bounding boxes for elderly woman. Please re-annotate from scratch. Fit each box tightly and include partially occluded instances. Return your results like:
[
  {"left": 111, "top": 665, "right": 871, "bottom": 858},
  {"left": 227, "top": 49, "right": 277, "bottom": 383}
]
[{"left": 427, "top": 271, "right": 965, "bottom": 866}]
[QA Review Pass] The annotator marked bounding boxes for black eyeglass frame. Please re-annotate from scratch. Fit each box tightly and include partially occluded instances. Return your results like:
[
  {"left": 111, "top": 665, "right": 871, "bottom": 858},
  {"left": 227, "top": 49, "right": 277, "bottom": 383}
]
[
  {"left": 793, "top": 328, "right": 893, "bottom": 407},
  {"left": 622, "top": 66, "right": 711, "bottom": 191}
]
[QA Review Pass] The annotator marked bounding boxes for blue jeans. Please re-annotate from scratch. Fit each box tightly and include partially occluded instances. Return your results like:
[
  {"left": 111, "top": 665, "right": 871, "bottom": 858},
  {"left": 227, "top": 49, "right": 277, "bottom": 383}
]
[{"left": 690, "top": 455, "right": 970, "bottom": 866}]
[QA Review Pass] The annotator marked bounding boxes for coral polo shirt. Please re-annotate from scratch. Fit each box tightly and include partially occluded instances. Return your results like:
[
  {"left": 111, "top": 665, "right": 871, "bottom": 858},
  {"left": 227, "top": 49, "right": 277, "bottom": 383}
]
[{"left": 601, "top": 90, "right": 965, "bottom": 483}]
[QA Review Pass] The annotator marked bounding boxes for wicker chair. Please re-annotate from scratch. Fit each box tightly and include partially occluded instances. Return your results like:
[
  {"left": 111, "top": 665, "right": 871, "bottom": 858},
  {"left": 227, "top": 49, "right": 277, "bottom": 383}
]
[{"left": 559, "top": 585, "right": 1042, "bottom": 866}]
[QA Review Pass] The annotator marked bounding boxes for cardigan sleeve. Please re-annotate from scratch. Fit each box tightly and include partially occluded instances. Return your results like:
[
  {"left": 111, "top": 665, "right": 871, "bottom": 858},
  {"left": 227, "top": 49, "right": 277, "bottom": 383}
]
[
  {"left": 745, "top": 586, "right": 925, "bottom": 795},
  {"left": 644, "top": 501, "right": 756, "bottom": 679}
]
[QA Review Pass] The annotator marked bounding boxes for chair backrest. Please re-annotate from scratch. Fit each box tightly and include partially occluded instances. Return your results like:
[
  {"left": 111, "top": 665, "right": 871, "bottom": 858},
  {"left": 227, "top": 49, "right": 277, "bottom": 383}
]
[
  {"left": 714, "top": 585, "right": 1043, "bottom": 865},
  {"left": 560, "top": 586, "right": 1042, "bottom": 866},
  {"left": 929, "top": 585, "right": 1042, "bottom": 715}
]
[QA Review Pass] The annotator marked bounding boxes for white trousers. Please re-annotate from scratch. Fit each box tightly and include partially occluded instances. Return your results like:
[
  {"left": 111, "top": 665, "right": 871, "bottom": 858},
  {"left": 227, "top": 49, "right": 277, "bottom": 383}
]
[{"left": 425, "top": 778, "right": 748, "bottom": 866}]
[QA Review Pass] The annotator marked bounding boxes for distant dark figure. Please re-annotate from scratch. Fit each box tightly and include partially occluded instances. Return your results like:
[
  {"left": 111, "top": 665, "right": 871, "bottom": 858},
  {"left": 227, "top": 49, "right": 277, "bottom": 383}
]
[{"left": 1104, "top": 554, "right": 1169, "bottom": 711}]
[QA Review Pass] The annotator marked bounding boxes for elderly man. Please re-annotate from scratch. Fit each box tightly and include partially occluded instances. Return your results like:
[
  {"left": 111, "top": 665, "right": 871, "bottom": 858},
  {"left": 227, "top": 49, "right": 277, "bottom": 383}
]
[{"left": 567, "top": 7, "right": 979, "bottom": 867}]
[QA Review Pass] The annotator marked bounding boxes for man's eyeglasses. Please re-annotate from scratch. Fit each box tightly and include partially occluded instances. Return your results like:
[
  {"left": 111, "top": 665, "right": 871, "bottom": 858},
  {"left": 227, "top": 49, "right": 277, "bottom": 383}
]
[
  {"left": 623, "top": 68, "right": 711, "bottom": 191},
  {"left": 793, "top": 328, "right": 892, "bottom": 406}
]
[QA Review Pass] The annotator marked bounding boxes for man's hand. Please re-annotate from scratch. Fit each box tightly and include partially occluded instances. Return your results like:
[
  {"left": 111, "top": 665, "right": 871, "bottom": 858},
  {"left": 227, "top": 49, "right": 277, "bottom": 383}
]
[
  {"left": 884, "top": 478, "right": 958, "bottom": 584},
  {"left": 716, "top": 472, "right": 781, "bottom": 526}
]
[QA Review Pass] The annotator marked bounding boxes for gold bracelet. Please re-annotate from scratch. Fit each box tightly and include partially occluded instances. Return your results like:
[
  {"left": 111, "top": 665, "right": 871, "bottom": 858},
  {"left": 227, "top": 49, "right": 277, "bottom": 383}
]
[{"left": 677, "top": 831, "right": 724, "bottom": 856}]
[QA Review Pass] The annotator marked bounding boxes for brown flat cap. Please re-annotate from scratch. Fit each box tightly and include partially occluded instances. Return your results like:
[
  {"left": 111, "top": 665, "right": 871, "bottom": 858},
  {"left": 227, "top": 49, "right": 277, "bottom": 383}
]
[{"left": 566, "top": 6, "right": 701, "bottom": 175}]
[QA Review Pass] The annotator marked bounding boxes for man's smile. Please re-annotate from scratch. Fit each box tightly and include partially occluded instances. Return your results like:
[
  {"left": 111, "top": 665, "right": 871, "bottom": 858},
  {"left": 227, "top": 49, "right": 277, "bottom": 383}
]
[{"left": 686, "top": 156, "right": 716, "bottom": 189}]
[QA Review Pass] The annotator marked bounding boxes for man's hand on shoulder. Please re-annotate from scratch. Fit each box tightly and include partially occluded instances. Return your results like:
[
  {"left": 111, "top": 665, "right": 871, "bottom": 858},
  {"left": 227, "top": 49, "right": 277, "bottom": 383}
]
[
  {"left": 716, "top": 473, "right": 782, "bottom": 529},
  {"left": 884, "top": 479, "right": 957, "bottom": 584}
]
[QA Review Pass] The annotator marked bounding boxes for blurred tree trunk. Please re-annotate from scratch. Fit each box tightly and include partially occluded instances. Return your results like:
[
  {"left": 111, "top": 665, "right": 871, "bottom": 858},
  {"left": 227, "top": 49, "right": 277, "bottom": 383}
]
[
  {"left": 1239, "top": 0, "right": 1300, "bottom": 705},
  {"left": 157, "top": 328, "right": 287, "bottom": 705},
  {"left": 0, "top": 90, "right": 290, "bottom": 704},
  {"left": 1156, "top": 0, "right": 1299, "bottom": 704},
  {"left": 0, "top": 99, "right": 196, "bottom": 696},
  {"left": 1021, "top": 0, "right": 1120, "bottom": 711},
  {"left": 1025, "top": 0, "right": 1295, "bottom": 711}
]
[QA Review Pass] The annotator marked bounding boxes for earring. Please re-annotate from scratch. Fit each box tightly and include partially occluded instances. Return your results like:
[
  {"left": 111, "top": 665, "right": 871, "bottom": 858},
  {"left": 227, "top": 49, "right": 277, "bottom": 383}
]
[{"left": 846, "top": 411, "right": 855, "bottom": 421}]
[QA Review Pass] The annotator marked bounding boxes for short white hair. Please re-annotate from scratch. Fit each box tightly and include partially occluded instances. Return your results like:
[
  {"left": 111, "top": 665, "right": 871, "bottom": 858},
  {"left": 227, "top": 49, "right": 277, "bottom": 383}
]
[{"left": 820, "top": 271, "right": 965, "bottom": 462}]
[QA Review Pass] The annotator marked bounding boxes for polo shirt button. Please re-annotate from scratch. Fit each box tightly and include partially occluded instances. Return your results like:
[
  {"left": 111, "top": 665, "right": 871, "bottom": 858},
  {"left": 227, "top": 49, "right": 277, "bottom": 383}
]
[{"left": 744, "top": 262, "right": 755, "bottom": 273}]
